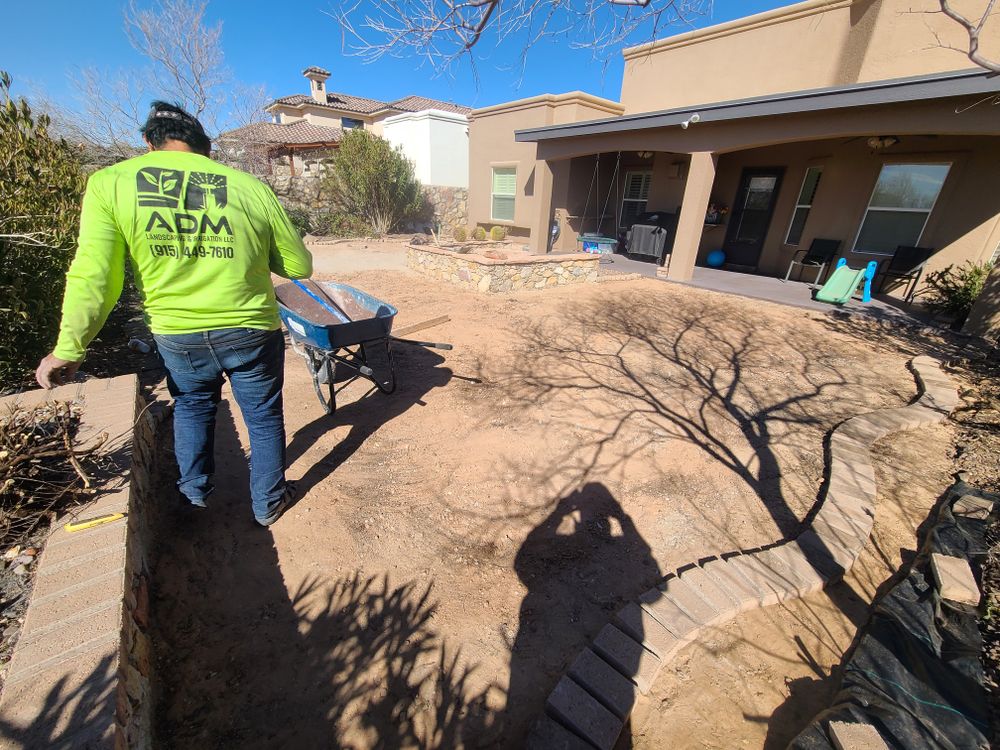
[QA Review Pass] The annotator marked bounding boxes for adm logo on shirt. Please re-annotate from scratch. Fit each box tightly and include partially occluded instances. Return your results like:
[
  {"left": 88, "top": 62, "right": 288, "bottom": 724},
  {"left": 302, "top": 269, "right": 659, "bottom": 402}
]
[
  {"left": 136, "top": 168, "right": 229, "bottom": 210},
  {"left": 136, "top": 167, "right": 185, "bottom": 207}
]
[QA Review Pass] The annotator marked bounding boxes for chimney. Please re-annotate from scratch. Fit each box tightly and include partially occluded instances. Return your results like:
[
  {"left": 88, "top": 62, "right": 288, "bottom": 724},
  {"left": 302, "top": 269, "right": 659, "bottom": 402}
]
[{"left": 302, "top": 66, "right": 331, "bottom": 104}]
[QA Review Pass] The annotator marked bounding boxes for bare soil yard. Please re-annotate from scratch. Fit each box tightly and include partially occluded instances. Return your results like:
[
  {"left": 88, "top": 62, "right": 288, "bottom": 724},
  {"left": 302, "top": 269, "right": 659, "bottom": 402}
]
[{"left": 152, "top": 241, "right": 970, "bottom": 748}]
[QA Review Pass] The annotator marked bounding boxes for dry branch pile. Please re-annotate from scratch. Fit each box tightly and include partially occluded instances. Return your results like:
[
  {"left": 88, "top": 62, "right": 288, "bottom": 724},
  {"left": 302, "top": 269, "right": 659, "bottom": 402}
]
[{"left": 0, "top": 402, "right": 106, "bottom": 545}]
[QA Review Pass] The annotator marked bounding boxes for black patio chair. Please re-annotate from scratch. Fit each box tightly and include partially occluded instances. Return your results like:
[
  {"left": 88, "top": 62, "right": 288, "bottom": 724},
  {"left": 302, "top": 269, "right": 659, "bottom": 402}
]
[
  {"left": 784, "top": 238, "right": 841, "bottom": 285},
  {"left": 876, "top": 245, "right": 935, "bottom": 304}
]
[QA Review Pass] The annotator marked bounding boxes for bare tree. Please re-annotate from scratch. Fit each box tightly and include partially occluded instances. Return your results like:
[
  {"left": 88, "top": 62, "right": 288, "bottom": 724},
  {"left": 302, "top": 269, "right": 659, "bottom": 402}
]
[
  {"left": 65, "top": 0, "right": 268, "bottom": 157},
  {"left": 214, "top": 82, "right": 276, "bottom": 176},
  {"left": 123, "top": 0, "right": 229, "bottom": 124},
  {"left": 334, "top": 0, "right": 712, "bottom": 72},
  {"left": 935, "top": 0, "right": 1000, "bottom": 73}
]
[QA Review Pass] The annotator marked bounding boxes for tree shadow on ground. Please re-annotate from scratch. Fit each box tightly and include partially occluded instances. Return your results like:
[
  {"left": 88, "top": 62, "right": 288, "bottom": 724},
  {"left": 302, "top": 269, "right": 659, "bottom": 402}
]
[
  {"left": 468, "top": 291, "right": 913, "bottom": 742},
  {"left": 153, "top": 399, "right": 501, "bottom": 749},
  {"left": 285, "top": 343, "right": 452, "bottom": 499}
]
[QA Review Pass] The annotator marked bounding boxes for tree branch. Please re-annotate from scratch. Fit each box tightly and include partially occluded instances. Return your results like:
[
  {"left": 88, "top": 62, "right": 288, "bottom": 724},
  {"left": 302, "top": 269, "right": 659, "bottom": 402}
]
[{"left": 938, "top": 0, "right": 1000, "bottom": 73}]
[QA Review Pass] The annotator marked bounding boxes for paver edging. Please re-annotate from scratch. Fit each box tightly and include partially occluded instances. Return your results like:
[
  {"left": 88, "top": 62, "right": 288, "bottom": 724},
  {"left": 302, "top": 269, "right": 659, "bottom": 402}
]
[
  {"left": 528, "top": 357, "right": 959, "bottom": 749},
  {"left": 0, "top": 377, "right": 171, "bottom": 749}
]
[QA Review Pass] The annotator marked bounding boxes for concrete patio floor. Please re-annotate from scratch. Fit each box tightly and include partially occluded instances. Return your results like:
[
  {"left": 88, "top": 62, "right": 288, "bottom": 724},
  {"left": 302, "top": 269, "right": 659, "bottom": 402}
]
[{"left": 600, "top": 253, "right": 935, "bottom": 325}]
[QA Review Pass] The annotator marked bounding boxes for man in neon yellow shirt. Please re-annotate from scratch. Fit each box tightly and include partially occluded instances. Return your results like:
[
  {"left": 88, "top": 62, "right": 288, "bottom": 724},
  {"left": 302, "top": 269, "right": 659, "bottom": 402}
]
[{"left": 36, "top": 101, "right": 312, "bottom": 526}]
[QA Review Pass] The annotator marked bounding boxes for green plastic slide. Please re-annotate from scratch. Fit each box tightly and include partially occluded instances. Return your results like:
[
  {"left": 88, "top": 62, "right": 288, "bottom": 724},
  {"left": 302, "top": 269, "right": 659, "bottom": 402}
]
[{"left": 815, "top": 258, "right": 879, "bottom": 305}]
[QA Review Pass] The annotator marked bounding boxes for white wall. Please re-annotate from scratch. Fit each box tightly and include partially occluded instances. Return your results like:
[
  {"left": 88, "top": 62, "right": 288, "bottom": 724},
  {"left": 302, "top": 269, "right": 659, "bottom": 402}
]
[{"left": 383, "top": 109, "right": 469, "bottom": 188}]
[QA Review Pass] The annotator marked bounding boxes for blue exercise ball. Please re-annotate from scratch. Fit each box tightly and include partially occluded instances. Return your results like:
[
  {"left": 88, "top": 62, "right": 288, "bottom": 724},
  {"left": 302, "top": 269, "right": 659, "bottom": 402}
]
[{"left": 706, "top": 249, "right": 726, "bottom": 267}]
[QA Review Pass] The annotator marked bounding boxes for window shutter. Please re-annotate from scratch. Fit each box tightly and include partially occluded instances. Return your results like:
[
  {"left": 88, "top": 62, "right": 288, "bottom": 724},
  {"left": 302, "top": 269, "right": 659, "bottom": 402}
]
[
  {"left": 623, "top": 172, "right": 652, "bottom": 201},
  {"left": 492, "top": 168, "right": 516, "bottom": 196}
]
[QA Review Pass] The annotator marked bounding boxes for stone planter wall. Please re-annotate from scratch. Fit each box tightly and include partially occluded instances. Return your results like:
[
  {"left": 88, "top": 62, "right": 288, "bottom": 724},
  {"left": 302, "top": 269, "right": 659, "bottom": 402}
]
[{"left": 407, "top": 245, "right": 600, "bottom": 293}]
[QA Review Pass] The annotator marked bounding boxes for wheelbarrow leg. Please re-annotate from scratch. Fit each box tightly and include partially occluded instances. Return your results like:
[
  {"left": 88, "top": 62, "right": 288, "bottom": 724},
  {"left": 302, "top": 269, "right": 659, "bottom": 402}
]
[
  {"left": 370, "top": 339, "right": 397, "bottom": 395},
  {"left": 307, "top": 349, "right": 336, "bottom": 414}
]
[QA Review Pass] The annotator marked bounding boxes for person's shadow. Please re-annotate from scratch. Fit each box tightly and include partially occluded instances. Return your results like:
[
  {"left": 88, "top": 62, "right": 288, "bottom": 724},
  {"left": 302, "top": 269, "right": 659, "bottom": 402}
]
[
  {"left": 286, "top": 343, "right": 452, "bottom": 499},
  {"left": 504, "top": 483, "right": 663, "bottom": 747}
]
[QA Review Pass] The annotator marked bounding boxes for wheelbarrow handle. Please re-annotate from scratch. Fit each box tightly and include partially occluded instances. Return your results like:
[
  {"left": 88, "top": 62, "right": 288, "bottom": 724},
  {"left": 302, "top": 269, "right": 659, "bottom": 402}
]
[{"left": 390, "top": 337, "right": 453, "bottom": 351}]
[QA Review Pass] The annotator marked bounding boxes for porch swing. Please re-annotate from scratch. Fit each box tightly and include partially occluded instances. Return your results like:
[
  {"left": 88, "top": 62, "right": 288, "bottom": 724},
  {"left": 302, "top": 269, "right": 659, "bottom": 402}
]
[{"left": 576, "top": 151, "right": 621, "bottom": 255}]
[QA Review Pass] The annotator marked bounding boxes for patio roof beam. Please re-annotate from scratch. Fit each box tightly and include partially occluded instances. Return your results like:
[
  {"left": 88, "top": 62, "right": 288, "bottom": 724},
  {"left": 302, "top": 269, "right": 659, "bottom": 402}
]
[{"left": 515, "top": 68, "right": 1000, "bottom": 143}]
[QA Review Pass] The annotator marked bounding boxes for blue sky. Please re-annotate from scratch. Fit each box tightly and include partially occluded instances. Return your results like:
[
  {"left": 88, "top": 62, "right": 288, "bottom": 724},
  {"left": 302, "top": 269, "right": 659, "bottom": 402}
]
[{"left": 5, "top": 0, "right": 786, "bottom": 110}]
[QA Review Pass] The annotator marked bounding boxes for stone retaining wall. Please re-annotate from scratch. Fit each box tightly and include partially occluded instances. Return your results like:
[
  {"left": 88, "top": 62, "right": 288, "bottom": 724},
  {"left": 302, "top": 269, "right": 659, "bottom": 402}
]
[
  {"left": 266, "top": 149, "right": 466, "bottom": 233},
  {"left": 422, "top": 186, "right": 468, "bottom": 231},
  {"left": 0, "top": 376, "right": 171, "bottom": 749},
  {"left": 407, "top": 244, "right": 600, "bottom": 293}
]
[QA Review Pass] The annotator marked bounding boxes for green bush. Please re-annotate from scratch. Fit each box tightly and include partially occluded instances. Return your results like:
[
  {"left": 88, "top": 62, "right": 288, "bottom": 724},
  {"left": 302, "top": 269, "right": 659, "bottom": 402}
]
[
  {"left": 490, "top": 225, "right": 507, "bottom": 241},
  {"left": 0, "top": 72, "right": 86, "bottom": 388},
  {"left": 919, "top": 261, "right": 993, "bottom": 327},
  {"left": 452, "top": 226, "right": 467, "bottom": 242},
  {"left": 472, "top": 226, "right": 487, "bottom": 241},
  {"left": 323, "top": 130, "right": 423, "bottom": 236},
  {"left": 311, "top": 212, "right": 372, "bottom": 238},
  {"left": 284, "top": 206, "right": 311, "bottom": 237}
]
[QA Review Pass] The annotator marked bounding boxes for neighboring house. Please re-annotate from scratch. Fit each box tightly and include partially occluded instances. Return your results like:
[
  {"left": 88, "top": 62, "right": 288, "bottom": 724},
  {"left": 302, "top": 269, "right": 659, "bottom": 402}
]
[
  {"left": 222, "top": 66, "right": 470, "bottom": 186},
  {"left": 468, "top": 0, "right": 1000, "bottom": 309}
]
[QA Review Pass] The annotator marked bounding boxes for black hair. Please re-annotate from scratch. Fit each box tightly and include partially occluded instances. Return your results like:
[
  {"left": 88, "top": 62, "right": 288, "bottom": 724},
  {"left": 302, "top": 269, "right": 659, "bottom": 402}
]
[{"left": 140, "top": 101, "right": 212, "bottom": 156}]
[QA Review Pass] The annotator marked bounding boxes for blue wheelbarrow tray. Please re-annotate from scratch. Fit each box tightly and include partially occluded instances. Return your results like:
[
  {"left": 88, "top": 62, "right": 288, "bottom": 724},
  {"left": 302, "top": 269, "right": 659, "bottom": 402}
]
[{"left": 275, "top": 281, "right": 398, "bottom": 349}]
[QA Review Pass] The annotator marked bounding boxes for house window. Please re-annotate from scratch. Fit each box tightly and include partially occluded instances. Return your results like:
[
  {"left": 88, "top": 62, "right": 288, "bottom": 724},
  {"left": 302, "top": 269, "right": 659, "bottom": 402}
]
[
  {"left": 342, "top": 117, "right": 364, "bottom": 130},
  {"left": 620, "top": 171, "right": 652, "bottom": 229},
  {"left": 785, "top": 166, "right": 823, "bottom": 245},
  {"left": 853, "top": 163, "right": 950, "bottom": 255},
  {"left": 491, "top": 167, "right": 516, "bottom": 222}
]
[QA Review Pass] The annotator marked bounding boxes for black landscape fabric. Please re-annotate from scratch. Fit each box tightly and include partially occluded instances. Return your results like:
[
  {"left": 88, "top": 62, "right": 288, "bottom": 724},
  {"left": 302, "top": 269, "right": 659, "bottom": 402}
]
[{"left": 788, "top": 480, "right": 996, "bottom": 750}]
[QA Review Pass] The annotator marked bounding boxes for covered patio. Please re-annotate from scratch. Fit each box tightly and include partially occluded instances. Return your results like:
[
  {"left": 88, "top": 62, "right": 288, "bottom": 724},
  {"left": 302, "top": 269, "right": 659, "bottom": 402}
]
[
  {"left": 604, "top": 254, "right": 935, "bottom": 323},
  {"left": 515, "top": 68, "right": 1000, "bottom": 304}
]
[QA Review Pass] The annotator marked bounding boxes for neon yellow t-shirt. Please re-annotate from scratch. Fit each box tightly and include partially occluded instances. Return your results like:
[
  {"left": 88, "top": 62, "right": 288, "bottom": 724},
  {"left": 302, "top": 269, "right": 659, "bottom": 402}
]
[{"left": 54, "top": 150, "right": 312, "bottom": 361}]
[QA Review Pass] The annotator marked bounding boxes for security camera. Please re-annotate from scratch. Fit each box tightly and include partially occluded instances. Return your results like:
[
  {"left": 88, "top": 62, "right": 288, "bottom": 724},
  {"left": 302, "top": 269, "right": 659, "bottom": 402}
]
[{"left": 680, "top": 113, "right": 701, "bottom": 129}]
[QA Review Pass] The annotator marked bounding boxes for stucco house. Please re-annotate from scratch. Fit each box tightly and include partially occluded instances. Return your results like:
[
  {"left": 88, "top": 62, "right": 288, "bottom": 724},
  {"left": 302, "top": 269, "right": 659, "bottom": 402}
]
[
  {"left": 223, "top": 67, "right": 470, "bottom": 186},
  {"left": 467, "top": 0, "right": 1000, "bottom": 324},
  {"left": 219, "top": 67, "right": 472, "bottom": 228}
]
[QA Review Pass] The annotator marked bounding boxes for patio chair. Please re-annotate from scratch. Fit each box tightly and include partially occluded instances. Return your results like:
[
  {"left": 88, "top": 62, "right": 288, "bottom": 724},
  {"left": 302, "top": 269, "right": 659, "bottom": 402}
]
[
  {"left": 875, "top": 245, "right": 935, "bottom": 304},
  {"left": 784, "top": 238, "right": 841, "bottom": 285}
]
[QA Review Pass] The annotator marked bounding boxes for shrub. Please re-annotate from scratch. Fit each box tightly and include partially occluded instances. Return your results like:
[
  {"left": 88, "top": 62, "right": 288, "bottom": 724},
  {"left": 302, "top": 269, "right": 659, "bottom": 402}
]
[
  {"left": 490, "top": 225, "right": 507, "bottom": 241},
  {"left": 311, "top": 212, "right": 372, "bottom": 238},
  {"left": 323, "top": 129, "right": 423, "bottom": 236},
  {"left": 452, "top": 226, "right": 467, "bottom": 242},
  {"left": 472, "top": 226, "right": 487, "bottom": 241},
  {"left": 919, "top": 261, "right": 994, "bottom": 327},
  {"left": 0, "top": 72, "right": 86, "bottom": 388},
  {"left": 284, "top": 206, "right": 311, "bottom": 237}
]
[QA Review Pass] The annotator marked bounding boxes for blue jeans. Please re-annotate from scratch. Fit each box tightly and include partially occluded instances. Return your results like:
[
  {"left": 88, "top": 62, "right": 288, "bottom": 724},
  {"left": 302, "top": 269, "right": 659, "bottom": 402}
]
[{"left": 154, "top": 327, "right": 286, "bottom": 520}]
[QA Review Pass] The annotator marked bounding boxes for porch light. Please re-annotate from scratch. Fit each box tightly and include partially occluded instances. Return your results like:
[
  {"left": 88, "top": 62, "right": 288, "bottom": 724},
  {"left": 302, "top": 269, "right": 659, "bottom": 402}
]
[{"left": 867, "top": 135, "right": 899, "bottom": 150}]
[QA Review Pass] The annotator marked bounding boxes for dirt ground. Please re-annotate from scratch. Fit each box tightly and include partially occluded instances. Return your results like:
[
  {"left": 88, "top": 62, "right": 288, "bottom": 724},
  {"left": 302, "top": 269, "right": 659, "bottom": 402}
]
[{"left": 152, "top": 240, "right": 973, "bottom": 749}]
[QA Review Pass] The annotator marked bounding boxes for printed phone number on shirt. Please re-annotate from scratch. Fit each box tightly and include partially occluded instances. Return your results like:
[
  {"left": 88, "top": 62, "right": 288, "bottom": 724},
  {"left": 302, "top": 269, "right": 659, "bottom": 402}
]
[{"left": 149, "top": 244, "right": 234, "bottom": 259}]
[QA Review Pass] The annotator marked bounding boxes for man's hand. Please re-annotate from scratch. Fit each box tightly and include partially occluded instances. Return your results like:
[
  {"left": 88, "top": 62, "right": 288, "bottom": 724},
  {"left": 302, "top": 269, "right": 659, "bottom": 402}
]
[{"left": 35, "top": 354, "right": 82, "bottom": 389}]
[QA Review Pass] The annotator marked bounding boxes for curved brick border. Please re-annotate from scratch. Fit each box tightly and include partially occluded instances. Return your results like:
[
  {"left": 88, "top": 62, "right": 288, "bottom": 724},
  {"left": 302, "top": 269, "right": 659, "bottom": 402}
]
[{"left": 527, "top": 356, "right": 959, "bottom": 750}]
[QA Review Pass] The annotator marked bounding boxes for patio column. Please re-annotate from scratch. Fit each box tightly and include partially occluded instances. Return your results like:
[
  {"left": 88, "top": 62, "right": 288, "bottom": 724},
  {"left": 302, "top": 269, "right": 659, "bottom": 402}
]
[
  {"left": 528, "top": 158, "right": 555, "bottom": 254},
  {"left": 668, "top": 151, "right": 717, "bottom": 282}
]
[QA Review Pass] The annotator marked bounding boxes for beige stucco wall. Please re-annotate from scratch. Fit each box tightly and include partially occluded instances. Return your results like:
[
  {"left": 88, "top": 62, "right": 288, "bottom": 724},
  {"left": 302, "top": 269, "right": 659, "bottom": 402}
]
[
  {"left": 271, "top": 104, "right": 381, "bottom": 131},
  {"left": 467, "top": 93, "right": 624, "bottom": 235},
  {"left": 695, "top": 135, "right": 1000, "bottom": 296},
  {"left": 619, "top": 0, "right": 994, "bottom": 114},
  {"left": 303, "top": 109, "right": 343, "bottom": 128}
]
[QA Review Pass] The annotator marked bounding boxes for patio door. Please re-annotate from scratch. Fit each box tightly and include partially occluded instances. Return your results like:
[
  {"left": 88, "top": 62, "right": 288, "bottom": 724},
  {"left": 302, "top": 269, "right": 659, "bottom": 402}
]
[{"left": 723, "top": 167, "right": 785, "bottom": 268}]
